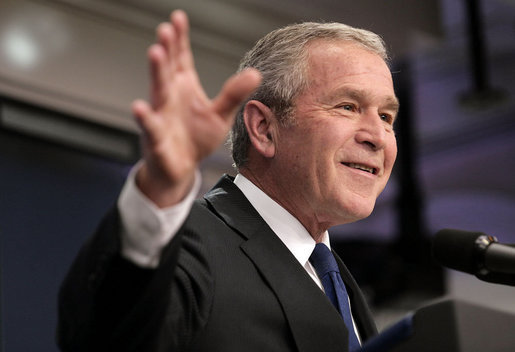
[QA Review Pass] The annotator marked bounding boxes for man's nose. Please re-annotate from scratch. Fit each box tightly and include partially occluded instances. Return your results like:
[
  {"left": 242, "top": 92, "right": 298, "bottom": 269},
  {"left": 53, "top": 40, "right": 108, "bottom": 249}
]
[{"left": 355, "top": 112, "right": 387, "bottom": 150}]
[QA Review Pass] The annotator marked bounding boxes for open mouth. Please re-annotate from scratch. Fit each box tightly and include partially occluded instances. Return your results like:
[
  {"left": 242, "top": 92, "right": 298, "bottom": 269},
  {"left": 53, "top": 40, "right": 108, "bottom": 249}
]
[{"left": 341, "top": 162, "right": 377, "bottom": 175}]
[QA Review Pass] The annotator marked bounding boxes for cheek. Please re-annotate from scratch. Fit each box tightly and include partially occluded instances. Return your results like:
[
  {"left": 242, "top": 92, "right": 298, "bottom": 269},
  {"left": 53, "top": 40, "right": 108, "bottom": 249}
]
[{"left": 385, "top": 137, "right": 398, "bottom": 169}]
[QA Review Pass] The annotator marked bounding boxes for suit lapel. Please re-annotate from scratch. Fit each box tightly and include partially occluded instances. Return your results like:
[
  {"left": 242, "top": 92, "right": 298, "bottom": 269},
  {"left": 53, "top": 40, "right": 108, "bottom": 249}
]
[
  {"left": 202, "top": 175, "right": 263, "bottom": 238},
  {"left": 241, "top": 226, "right": 349, "bottom": 352},
  {"left": 204, "top": 176, "right": 349, "bottom": 352}
]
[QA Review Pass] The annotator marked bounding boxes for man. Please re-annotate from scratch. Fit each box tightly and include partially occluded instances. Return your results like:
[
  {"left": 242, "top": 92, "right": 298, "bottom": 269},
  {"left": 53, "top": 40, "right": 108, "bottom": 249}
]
[{"left": 58, "top": 9, "right": 399, "bottom": 352}]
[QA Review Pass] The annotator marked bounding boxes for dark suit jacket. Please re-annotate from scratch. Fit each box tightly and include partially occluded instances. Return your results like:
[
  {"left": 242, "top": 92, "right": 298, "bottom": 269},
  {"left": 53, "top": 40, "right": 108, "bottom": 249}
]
[{"left": 58, "top": 175, "right": 377, "bottom": 351}]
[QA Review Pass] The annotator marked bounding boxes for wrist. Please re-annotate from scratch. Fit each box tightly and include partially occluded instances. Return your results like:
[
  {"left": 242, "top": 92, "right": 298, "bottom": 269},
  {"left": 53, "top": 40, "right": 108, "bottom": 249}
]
[{"left": 136, "top": 163, "right": 196, "bottom": 208}]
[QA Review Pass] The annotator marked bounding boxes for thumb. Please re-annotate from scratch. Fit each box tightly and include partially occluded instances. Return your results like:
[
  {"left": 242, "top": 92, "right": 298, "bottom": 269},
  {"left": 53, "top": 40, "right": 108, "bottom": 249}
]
[{"left": 212, "top": 68, "right": 262, "bottom": 120}]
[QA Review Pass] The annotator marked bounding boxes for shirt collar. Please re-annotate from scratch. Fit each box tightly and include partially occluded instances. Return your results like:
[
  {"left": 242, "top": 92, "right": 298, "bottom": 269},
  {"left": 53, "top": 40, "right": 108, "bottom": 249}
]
[{"left": 234, "top": 174, "right": 330, "bottom": 267}]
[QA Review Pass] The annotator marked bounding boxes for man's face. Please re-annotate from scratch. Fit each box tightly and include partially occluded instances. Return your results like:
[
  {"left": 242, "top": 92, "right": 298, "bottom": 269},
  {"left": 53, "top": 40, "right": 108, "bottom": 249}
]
[{"left": 270, "top": 40, "right": 398, "bottom": 230}]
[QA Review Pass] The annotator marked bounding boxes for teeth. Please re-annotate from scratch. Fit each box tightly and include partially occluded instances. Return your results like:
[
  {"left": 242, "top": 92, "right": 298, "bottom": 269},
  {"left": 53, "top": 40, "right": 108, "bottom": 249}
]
[{"left": 346, "top": 163, "right": 375, "bottom": 174}]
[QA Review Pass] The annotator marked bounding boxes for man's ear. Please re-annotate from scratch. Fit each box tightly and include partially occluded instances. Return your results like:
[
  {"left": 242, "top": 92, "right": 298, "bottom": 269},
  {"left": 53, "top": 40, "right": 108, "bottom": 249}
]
[{"left": 243, "top": 100, "right": 276, "bottom": 158}]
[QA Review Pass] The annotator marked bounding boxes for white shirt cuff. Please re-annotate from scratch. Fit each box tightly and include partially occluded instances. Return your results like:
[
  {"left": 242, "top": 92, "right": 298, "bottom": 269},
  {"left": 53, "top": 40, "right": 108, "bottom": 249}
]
[{"left": 117, "top": 162, "right": 201, "bottom": 268}]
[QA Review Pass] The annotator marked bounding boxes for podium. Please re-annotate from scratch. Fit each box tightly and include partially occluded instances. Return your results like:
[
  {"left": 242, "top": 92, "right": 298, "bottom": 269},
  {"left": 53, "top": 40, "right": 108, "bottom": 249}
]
[{"left": 361, "top": 298, "right": 515, "bottom": 352}]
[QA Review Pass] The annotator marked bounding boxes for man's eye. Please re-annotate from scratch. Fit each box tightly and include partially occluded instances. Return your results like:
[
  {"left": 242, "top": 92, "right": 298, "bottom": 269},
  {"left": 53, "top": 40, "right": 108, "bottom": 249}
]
[
  {"left": 380, "top": 113, "right": 394, "bottom": 124},
  {"left": 339, "top": 104, "right": 354, "bottom": 111}
]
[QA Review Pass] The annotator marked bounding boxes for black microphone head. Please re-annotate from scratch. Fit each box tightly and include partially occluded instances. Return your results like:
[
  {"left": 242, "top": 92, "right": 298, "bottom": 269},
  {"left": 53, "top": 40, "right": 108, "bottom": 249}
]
[{"left": 432, "top": 229, "right": 486, "bottom": 274}]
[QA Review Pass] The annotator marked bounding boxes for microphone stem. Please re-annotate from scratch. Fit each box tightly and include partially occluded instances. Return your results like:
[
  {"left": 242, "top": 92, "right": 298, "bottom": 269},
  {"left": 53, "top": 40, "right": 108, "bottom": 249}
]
[{"left": 485, "top": 244, "right": 515, "bottom": 274}]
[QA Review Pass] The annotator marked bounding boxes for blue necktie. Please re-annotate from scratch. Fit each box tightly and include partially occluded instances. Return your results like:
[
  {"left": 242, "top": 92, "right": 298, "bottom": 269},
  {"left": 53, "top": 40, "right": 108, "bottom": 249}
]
[{"left": 309, "top": 243, "right": 361, "bottom": 351}]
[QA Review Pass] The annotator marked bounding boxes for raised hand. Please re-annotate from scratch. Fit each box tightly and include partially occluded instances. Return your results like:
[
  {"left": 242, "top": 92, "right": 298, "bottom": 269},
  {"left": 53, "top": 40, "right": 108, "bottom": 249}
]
[{"left": 132, "top": 10, "right": 261, "bottom": 207}]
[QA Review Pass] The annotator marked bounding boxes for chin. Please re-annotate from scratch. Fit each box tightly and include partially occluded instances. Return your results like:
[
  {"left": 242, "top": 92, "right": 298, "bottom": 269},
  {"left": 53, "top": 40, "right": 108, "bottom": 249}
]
[{"left": 337, "top": 200, "right": 376, "bottom": 225}]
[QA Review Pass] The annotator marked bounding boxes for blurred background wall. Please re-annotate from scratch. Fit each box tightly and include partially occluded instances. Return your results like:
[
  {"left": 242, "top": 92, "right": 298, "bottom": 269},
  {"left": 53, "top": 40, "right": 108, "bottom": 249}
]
[{"left": 0, "top": 0, "right": 514, "bottom": 350}]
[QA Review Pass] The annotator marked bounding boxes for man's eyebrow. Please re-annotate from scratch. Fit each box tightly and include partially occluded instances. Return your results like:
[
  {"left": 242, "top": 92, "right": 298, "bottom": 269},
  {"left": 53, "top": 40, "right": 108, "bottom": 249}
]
[
  {"left": 384, "top": 96, "right": 400, "bottom": 114},
  {"left": 328, "top": 87, "right": 400, "bottom": 112}
]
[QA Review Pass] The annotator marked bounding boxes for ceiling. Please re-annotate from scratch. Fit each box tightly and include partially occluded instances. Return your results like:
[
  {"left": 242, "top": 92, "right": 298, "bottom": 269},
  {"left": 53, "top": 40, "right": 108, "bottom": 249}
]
[
  {"left": 112, "top": 0, "right": 444, "bottom": 59},
  {"left": 29, "top": 0, "right": 446, "bottom": 72}
]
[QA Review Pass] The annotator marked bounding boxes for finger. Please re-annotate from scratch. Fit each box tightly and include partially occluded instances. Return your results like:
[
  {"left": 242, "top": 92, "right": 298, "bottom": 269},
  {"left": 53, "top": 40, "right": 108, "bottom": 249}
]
[
  {"left": 132, "top": 99, "right": 162, "bottom": 145},
  {"left": 157, "top": 22, "right": 177, "bottom": 74},
  {"left": 212, "top": 68, "right": 262, "bottom": 120},
  {"left": 170, "top": 10, "right": 194, "bottom": 71},
  {"left": 148, "top": 44, "right": 169, "bottom": 109}
]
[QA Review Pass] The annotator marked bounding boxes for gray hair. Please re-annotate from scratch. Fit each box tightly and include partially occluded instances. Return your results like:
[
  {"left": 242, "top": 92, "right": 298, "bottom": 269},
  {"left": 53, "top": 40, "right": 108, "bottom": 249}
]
[{"left": 229, "top": 21, "right": 388, "bottom": 168}]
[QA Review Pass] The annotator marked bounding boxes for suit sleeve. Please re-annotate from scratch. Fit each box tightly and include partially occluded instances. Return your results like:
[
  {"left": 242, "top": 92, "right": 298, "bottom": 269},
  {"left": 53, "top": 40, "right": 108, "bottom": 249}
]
[{"left": 57, "top": 206, "right": 187, "bottom": 351}]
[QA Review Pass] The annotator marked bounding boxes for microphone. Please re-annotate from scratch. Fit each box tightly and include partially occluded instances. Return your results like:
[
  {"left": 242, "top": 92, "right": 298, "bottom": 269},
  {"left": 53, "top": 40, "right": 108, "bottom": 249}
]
[{"left": 432, "top": 229, "right": 515, "bottom": 286}]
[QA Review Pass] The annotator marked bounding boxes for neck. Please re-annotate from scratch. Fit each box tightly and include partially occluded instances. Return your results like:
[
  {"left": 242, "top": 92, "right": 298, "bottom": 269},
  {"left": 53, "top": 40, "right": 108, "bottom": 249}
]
[{"left": 239, "top": 166, "right": 331, "bottom": 241}]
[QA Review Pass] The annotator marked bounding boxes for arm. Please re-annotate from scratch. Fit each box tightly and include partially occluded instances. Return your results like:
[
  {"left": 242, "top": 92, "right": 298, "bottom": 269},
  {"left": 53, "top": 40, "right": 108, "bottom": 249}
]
[
  {"left": 57, "top": 10, "right": 260, "bottom": 350},
  {"left": 117, "top": 9, "right": 260, "bottom": 267}
]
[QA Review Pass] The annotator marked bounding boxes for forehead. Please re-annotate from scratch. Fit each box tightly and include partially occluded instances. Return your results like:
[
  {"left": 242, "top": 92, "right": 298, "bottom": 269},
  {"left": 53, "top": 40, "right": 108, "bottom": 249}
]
[
  {"left": 292, "top": 40, "right": 398, "bottom": 111},
  {"left": 304, "top": 40, "right": 393, "bottom": 88}
]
